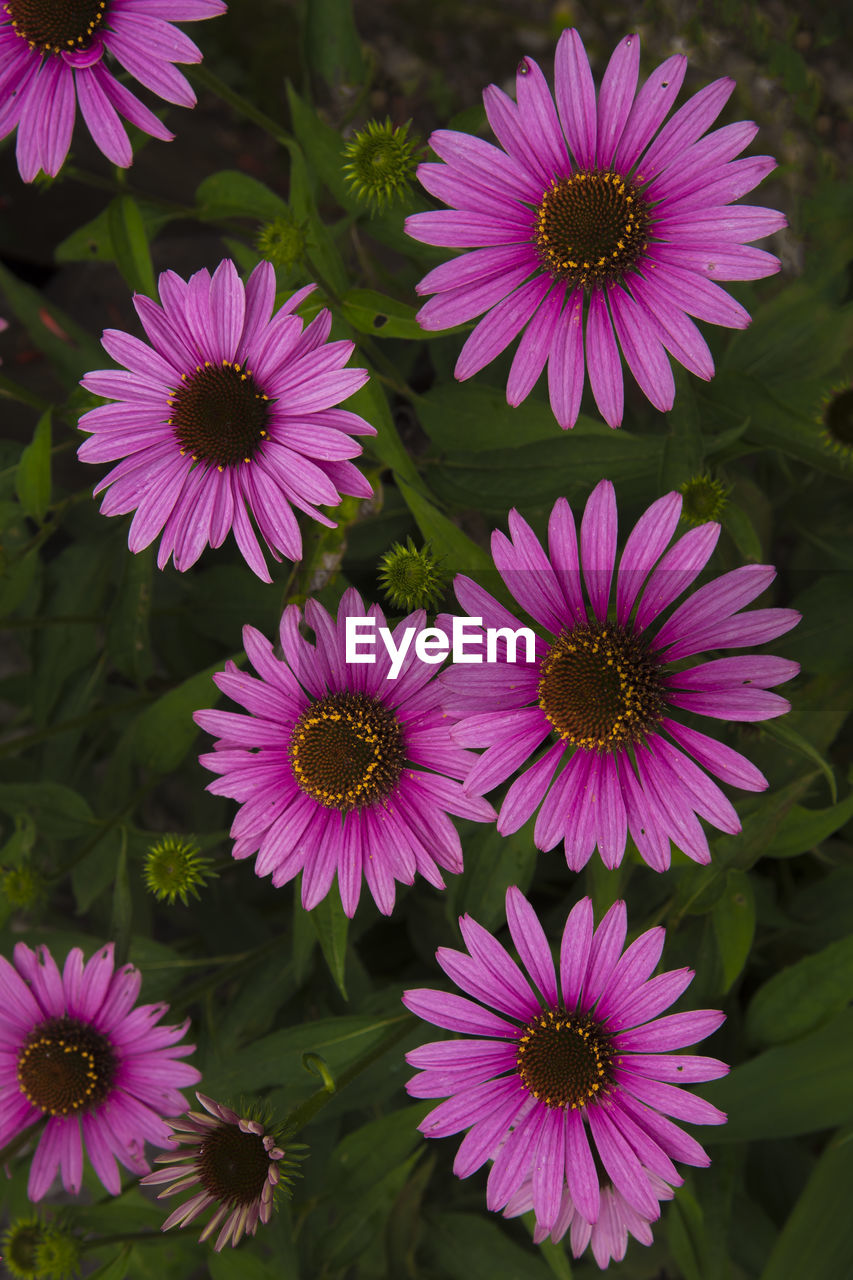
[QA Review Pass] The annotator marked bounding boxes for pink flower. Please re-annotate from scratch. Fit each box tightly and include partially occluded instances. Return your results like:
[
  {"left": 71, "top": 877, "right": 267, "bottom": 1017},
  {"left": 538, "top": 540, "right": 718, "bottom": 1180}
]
[{"left": 408, "top": 28, "right": 785, "bottom": 428}]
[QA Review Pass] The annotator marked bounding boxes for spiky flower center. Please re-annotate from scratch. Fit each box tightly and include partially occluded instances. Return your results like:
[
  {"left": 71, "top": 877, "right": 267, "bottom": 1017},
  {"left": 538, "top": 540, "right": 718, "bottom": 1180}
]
[
  {"left": 535, "top": 170, "right": 650, "bottom": 290},
  {"left": 169, "top": 360, "right": 271, "bottom": 471},
  {"left": 290, "top": 691, "right": 404, "bottom": 810},
  {"left": 516, "top": 1009, "right": 613, "bottom": 1109},
  {"left": 3, "top": 1217, "right": 42, "bottom": 1278},
  {"left": 144, "top": 835, "right": 215, "bottom": 907},
  {"left": 538, "top": 623, "right": 663, "bottom": 750},
  {"left": 822, "top": 386, "right": 853, "bottom": 451},
  {"left": 17, "top": 1017, "right": 117, "bottom": 1116},
  {"left": 679, "top": 473, "right": 729, "bottom": 526},
  {"left": 6, "top": 0, "right": 106, "bottom": 54},
  {"left": 379, "top": 537, "right": 445, "bottom": 611},
  {"left": 197, "top": 1124, "right": 271, "bottom": 1208}
]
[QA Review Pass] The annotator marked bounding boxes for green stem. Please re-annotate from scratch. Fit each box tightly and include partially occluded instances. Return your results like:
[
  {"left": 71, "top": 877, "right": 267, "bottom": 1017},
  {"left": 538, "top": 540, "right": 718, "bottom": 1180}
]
[
  {"left": 0, "top": 1116, "right": 47, "bottom": 1166},
  {"left": 189, "top": 64, "right": 294, "bottom": 148},
  {"left": 168, "top": 935, "right": 286, "bottom": 1015},
  {"left": 64, "top": 165, "right": 196, "bottom": 218},
  {"left": 0, "top": 373, "right": 51, "bottom": 411},
  {"left": 282, "top": 1013, "right": 415, "bottom": 1136},
  {"left": 2, "top": 696, "right": 151, "bottom": 761}
]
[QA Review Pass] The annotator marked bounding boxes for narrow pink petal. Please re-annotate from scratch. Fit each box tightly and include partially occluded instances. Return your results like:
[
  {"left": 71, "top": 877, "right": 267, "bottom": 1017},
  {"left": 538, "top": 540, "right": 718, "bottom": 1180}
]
[
  {"left": 505, "top": 887, "right": 559, "bottom": 1007},
  {"left": 616, "top": 492, "right": 682, "bottom": 625},
  {"left": 455, "top": 274, "right": 551, "bottom": 381},
  {"left": 596, "top": 35, "right": 640, "bottom": 168},
  {"left": 608, "top": 286, "right": 675, "bottom": 413},
  {"left": 613, "top": 54, "right": 687, "bottom": 171},
  {"left": 580, "top": 479, "right": 617, "bottom": 624},
  {"left": 585, "top": 289, "right": 624, "bottom": 428},
  {"left": 560, "top": 897, "right": 594, "bottom": 1009},
  {"left": 508, "top": 282, "right": 566, "bottom": 406},
  {"left": 532, "top": 1108, "right": 567, "bottom": 1232},
  {"left": 565, "top": 1107, "right": 599, "bottom": 1222},
  {"left": 547, "top": 288, "right": 585, "bottom": 429},
  {"left": 555, "top": 29, "right": 597, "bottom": 167}
]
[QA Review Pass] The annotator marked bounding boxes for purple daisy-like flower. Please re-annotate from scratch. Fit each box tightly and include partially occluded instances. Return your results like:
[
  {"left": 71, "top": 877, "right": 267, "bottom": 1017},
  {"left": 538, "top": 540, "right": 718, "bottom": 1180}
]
[
  {"left": 77, "top": 260, "right": 374, "bottom": 582},
  {"left": 141, "top": 1093, "right": 303, "bottom": 1251},
  {"left": 407, "top": 28, "right": 786, "bottom": 428},
  {"left": 0, "top": 0, "right": 226, "bottom": 182},
  {"left": 0, "top": 941, "right": 200, "bottom": 1201},
  {"left": 443, "top": 479, "right": 800, "bottom": 871},
  {"left": 403, "top": 889, "right": 728, "bottom": 1235},
  {"left": 503, "top": 1166, "right": 674, "bottom": 1268},
  {"left": 193, "top": 587, "right": 495, "bottom": 916}
]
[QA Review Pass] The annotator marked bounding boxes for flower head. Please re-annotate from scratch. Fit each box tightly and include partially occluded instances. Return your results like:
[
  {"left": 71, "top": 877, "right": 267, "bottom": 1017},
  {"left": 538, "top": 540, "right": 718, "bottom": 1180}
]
[
  {"left": 33, "top": 1223, "right": 80, "bottom": 1280},
  {"left": 503, "top": 1166, "right": 674, "bottom": 1268},
  {"left": 819, "top": 383, "right": 853, "bottom": 464},
  {"left": 678, "top": 473, "right": 729, "bottom": 526},
  {"left": 2, "top": 861, "right": 45, "bottom": 911},
  {"left": 378, "top": 536, "right": 447, "bottom": 612},
  {"left": 194, "top": 587, "right": 495, "bottom": 916},
  {"left": 77, "top": 261, "right": 375, "bottom": 582},
  {"left": 0, "top": 941, "right": 200, "bottom": 1200},
  {"left": 2, "top": 1215, "right": 43, "bottom": 1279},
  {"left": 0, "top": 0, "right": 226, "bottom": 182},
  {"left": 404, "top": 888, "right": 728, "bottom": 1237},
  {"left": 343, "top": 118, "right": 419, "bottom": 213},
  {"left": 141, "top": 1093, "right": 304, "bottom": 1251},
  {"left": 442, "top": 479, "right": 800, "bottom": 871},
  {"left": 143, "top": 835, "right": 216, "bottom": 907},
  {"left": 408, "top": 28, "right": 785, "bottom": 429},
  {"left": 255, "top": 212, "right": 310, "bottom": 273}
]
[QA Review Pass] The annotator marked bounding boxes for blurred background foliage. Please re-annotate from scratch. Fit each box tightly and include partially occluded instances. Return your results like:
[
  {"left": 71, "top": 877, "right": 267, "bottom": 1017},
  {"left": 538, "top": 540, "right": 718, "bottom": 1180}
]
[{"left": 1, "top": 0, "right": 853, "bottom": 1277}]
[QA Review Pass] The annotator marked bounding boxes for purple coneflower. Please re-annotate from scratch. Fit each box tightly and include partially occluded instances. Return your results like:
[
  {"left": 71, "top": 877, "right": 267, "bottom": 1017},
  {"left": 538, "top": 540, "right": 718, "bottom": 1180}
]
[
  {"left": 407, "top": 28, "right": 785, "bottom": 428},
  {"left": 0, "top": 942, "right": 199, "bottom": 1201},
  {"left": 77, "top": 260, "right": 374, "bottom": 582},
  {"left": 403, "top": 888, "right": 728, "bottom": 1235},
  {"left": 141, "top": 1093, "right": 303, "bottom": 1251},
  {"left": 194, "top": 588, "right": 495, "bottom": 916},
  {"left": 0, "top": 0, "right": 226, "bottom": 182},
  {"left": 443, "top": 479, "right": 800, "bottom": 871},
  {"left": 503, "top": 1167, "right": 674, "bottom": 1268}
]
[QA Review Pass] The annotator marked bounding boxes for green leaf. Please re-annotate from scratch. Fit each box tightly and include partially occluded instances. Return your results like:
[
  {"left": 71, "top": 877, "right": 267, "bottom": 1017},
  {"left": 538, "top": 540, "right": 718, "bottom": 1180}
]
[
  {"left": 761, "top": 791, "right": 853, "bottom": 859},
  {"left": 309, "top": 890, "right": 349, "bottom": 999},
  {"left": 348, "top": 376, "right": 423, "bottom": 488},
  {"left": 722, "top": 500, "right": 763, "bottom": 563},
  {"left": 747, "top": 934, "right": 853, "bottom": 1047},
  {"left": 131, "top": 660, "right": 224, "bottom": 773},
  {"left": 0, "top": 783, "right": 94, "bottom": 838},
  {"left": 759, "top": 1128, "right": 853, "bottom": 1280},
  {"left": 424, "top": 1212, "right": 553, "bottom": 1280},
  {"left": 418, "top": 382, "right": 586, "bottom": 453},
  {"left": 0, "top": 259, "right": 104, "bottom": 382},
  {"left": 326, "top": 1103, "right": 430, "bottom": 1200},
  {"left": 208, "top": 1253, "right": 281, "bottom": 1280},
  {"left": 304, "top": 0, "right": 366, "bottom": 89},
  {"left": 448, "top": 821, "right": 538, "bottom": 932},
  {"left": 55, "top": 200, "right": 175, "bottom": 267},
  {"left": 287, "top": 81, "right": 357, "bottom": 210},
  {"left": 33, "top": 538, "right": 112, "bottom": 726},
  {"left": 397, "top": 479, "right": 493, "bottom": 578},
  {"left": 775, "top": 575, "right": 853, "bottom": 676},
  {"left": 666, "top": 1187, "right": 706, "bottom": 1280},
  {"left": 704, "top": 1009, "right": 853, "bottom": 1140},
  {"left": 760, "top": 719, "right": 837, "bottom": 803},
  {"left": 203, "top": 1013, "right": 408, "bottom": 1096},
  {"left": 106, "top": 196, "right": 156, "bottom": 297},
  {"left": 342, "top": 287, "right": 440, "bottom": 340},
  {"left": 195, "top": 169, "right": 289, "bottom": 222},
  {"left": 85, "top": 1247, "right": 131, "bottom": 1280},
  {"left": 286, "top": 139, "right": 348, "bottom": 294},
  {"left": 428, "top": 429, "right": 665, "bottom": 517},
  {"left": 712, "top": 869, "right": 755, "bottom": 993},
  {"left": 110, "top": 834, "right": 133, "bottom": 968},
  {"left": 15, "top": 409, "right": 52, "bottom": 523},
  {"left": 106, "top": 545, "right": 153, "bottom": 683}
]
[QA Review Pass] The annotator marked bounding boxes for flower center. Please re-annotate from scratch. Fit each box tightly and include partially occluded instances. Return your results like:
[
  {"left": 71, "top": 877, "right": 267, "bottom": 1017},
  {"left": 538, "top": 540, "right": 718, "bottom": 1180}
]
[
  {"left": 290, "top": 691, "right": 404, "bottom": 810},
  {"left": 538, "top": 623, "right": 663, "bottom": 751},
  {"left": 823, "top": 386, "right": 853, "bottom": 450},
  {"left": 516, "top": 1009, "right": 613, "bottom": 1110},
  {"left": 535, "top": 170, "right": 650, "bottom": 290},
  {"left": 16, "top": 1016, "right": 117, "bottom": 1116},
  {"left": 197, "top": 1124, "right": 271, "bottom": 1208},
  {"left": 6, "top": 0, "right": 106, "bottom": 54},
  {"left": 168, "top": 360, "right": 271, "bottom": 471}
]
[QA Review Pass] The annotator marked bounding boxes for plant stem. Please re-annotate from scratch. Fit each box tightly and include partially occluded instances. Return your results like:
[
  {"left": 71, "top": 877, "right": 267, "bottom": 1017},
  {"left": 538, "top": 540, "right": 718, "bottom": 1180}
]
[
  {"left": 189, "top": 64, "right": 294, "bottom": 148},
  {"left": 282, "top": 1013, "right": 416, "bottom": 1136},
  {"left": 0, "top": 372, "right": 51, "bottom": 411}
]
